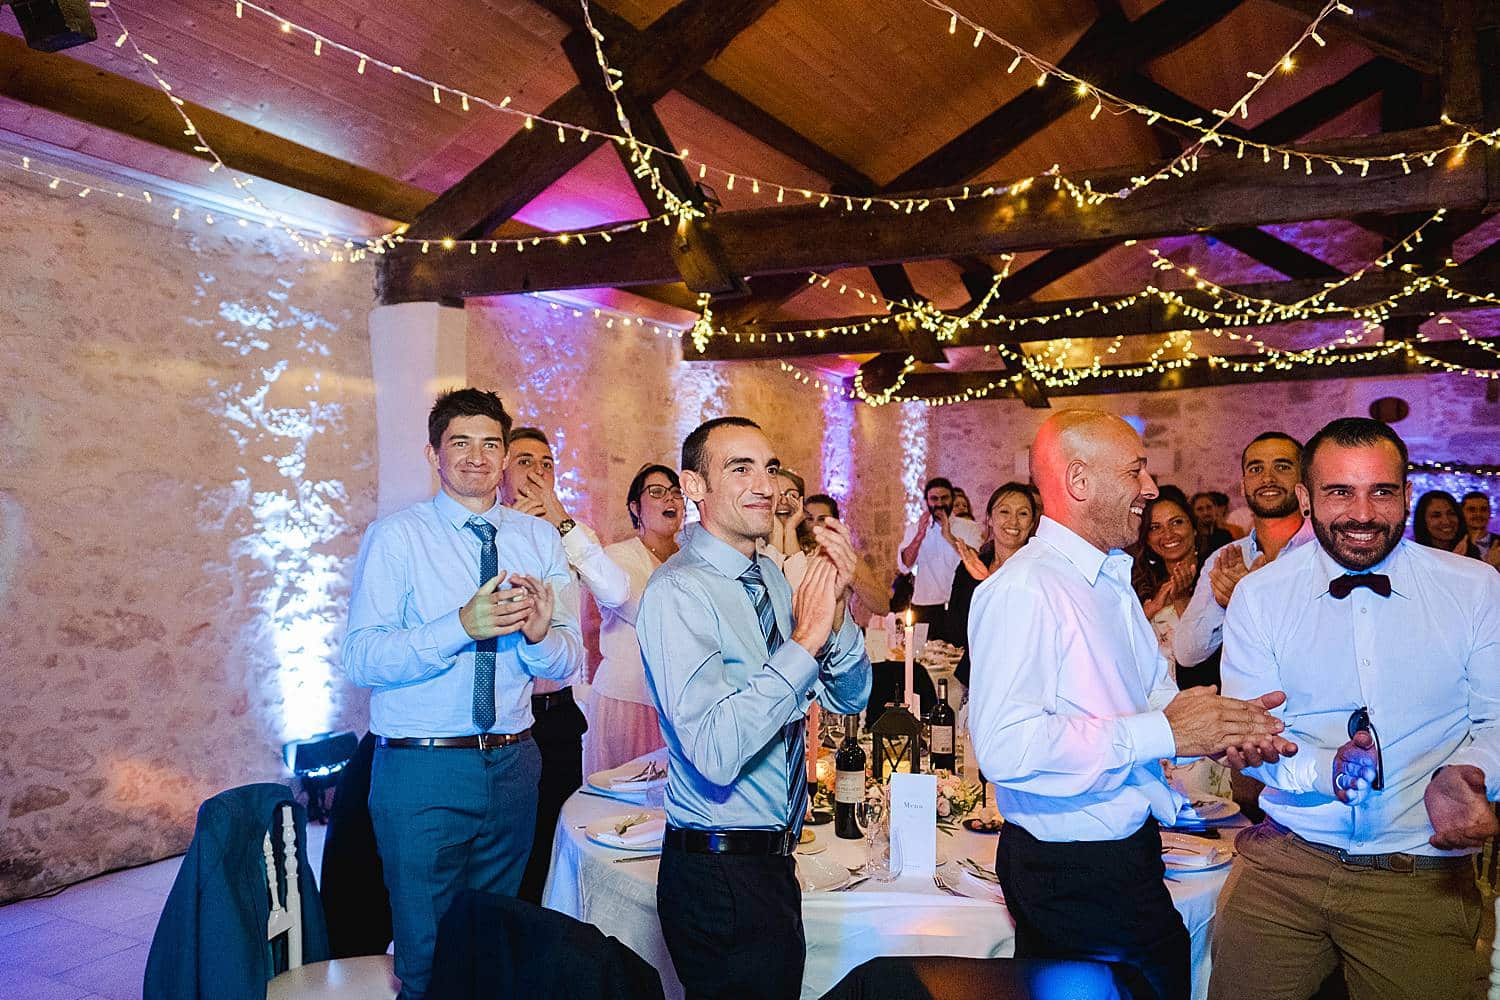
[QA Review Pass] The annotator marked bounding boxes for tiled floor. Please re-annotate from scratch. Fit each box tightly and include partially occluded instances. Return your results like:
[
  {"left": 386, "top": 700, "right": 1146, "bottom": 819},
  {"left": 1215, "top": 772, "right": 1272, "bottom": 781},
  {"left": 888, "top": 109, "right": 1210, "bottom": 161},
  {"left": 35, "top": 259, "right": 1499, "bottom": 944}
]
[{"left": 0, "top": 825, "right": 327, "bottom": 1000}]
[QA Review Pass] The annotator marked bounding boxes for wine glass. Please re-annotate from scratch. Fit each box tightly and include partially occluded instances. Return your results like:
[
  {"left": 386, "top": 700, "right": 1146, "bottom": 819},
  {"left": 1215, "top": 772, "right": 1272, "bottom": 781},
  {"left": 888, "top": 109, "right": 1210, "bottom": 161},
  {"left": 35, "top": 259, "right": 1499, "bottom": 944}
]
[{"left": 858, "top": 797, "right": 900, "bottom": 882}]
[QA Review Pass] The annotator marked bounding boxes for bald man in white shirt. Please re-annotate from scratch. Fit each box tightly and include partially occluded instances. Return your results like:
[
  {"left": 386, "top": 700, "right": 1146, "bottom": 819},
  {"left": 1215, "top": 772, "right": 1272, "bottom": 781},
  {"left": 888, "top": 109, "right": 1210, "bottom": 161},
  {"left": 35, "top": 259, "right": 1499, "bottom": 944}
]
[{"left": 969, "top": 410, "right": 1291, "bottom": 1000}]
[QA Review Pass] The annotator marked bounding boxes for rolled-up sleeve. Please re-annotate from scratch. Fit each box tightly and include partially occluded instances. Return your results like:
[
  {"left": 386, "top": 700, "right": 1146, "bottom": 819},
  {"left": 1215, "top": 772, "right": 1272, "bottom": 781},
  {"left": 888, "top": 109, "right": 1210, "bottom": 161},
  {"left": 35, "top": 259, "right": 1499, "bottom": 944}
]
[
  {"left": 968, "top": 578, "right": 1176, "bottom": 798},
  {"left": 639, "top": 574, "right": 818, "bottom": 788},
  {"left": 344, "top": 522, "right": 472, "bottom": 688}
]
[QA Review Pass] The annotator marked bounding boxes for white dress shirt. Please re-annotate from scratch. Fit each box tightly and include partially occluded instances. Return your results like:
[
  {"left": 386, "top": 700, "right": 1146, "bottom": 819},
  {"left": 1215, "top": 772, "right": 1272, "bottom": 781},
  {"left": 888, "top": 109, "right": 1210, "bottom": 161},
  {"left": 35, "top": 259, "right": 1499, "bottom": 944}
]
[
  {"left": 536, "top": 521, "right": 631, "bottom": 694},
  {"left": 1222, "top": 538, "right": 1500, "bottom": 855},
  {"left": 591, "top": 536, "right": 659, "bottom": 705},
  {"left": 1172, "top": 519, "right": 1316, "bottom": 667},
  {"left": 968, "top": 516, "right": 1182, "bottom": 842},
  {"left": 897, "top": 517, "right": 983, "bottom": 606}
]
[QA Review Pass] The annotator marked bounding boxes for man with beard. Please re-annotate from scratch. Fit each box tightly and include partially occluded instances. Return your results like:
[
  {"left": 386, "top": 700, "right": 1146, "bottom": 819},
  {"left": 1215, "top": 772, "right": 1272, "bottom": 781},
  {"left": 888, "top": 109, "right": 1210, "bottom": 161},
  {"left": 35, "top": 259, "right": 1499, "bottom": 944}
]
[
  {"left": 1210, "top": 417, "right": 1500, "bottom": 1000},
  {"left": 639, "top": 417, "right": 871, "bottom": 1000},
  {"left": 969, "top": 410, "right": 1292, "bottom": 1000},
  {"left": 897, "top": 477, "right": 982, "bottom": 638},
  {"left": 1173, "top": 432, "right": 1315, "bottom": 672}
]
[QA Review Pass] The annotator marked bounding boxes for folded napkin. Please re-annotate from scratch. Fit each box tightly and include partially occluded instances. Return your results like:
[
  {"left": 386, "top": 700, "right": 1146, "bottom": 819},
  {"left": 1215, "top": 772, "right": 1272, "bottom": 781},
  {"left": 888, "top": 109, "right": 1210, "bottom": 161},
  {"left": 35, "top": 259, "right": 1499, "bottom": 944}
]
[
  {"left": 1161, "top": 835, "right": 1229, "bottom": 869},
  {"left": 606, "top": 748, "right": 669, "bottom": 791},
  {"left": 595, "top": 816, "right": 665, "bottom": 850}
]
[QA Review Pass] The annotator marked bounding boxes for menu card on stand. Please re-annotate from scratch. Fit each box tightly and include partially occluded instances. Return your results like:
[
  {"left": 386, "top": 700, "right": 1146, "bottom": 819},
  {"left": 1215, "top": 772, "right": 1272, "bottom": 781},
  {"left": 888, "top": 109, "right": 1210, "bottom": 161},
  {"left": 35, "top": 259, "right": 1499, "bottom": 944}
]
[{"left": 889, "top": 772, "right": 937, "bottom": 877}]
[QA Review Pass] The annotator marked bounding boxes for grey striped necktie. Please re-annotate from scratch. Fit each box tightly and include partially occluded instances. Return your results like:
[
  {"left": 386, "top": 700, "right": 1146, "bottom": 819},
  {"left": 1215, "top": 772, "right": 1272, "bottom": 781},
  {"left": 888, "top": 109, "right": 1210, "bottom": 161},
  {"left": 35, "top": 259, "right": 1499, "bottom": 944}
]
[
  {"left": 739, "top": 559, "right": 807, "bottom": 833},
  {"left": 466, "top": 517, "right": 498, "bottom": 733}
]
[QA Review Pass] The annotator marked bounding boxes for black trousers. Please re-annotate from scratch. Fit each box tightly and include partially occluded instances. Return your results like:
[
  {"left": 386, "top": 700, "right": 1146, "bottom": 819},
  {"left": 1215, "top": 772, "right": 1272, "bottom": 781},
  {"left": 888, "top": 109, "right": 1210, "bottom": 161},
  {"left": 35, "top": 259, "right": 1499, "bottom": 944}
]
[
  {"left": 996, "top": 819, "right": 1190, "bottom": 1000},
  {"left": 657, "top": 841, "right": 804, "bottom": 1000},
  {"left": 517, "top": 690, "right": 587, "bottom": 903}
]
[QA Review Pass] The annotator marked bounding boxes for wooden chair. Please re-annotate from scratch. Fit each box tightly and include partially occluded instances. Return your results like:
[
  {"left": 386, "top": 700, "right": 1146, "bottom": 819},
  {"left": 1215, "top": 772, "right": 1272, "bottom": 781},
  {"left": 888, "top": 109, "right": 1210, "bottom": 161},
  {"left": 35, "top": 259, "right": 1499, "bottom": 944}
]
[{"left": 263, "top": 803, "right": 398, "bottom": 999}]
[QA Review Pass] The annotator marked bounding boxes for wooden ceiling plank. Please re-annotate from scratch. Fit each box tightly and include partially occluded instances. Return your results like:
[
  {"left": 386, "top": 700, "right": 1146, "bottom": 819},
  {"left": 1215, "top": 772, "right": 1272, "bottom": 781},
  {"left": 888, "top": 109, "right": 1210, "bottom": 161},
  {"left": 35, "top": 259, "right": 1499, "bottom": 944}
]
[
  {"left": 378, "top": 124, "right": 1490, "bottom": 300},
  {"left": 0, "top": 32, "right": 430, "bottom": 221},
  {"left": 1261, "top": 0, "right": 1442, "bottom": 74},
  {"left": 885, "top": 0, "right": 1244, "bottom": 192},
  {"left": 401, "top": 0, "right": 779, "bottom": 241},
  {"left": 1253, "top": 58, "right": 1402, "bottom": 145}
]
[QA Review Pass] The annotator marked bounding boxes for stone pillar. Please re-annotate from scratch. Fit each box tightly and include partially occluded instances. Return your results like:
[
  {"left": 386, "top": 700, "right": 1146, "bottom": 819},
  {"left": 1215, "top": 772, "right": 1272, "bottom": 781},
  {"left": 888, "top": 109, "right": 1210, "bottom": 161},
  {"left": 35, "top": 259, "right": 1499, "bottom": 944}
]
[{"left": 369, "top": 301, "right": 467, "bottom": 518}]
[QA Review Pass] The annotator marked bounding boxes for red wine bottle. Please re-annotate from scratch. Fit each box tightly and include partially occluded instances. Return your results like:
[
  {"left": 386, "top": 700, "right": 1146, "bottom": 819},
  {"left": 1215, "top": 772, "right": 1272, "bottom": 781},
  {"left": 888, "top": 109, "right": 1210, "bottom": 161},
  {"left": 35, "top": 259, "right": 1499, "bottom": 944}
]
[
  {"left": 834, "top": 718, "right": 866, "bottom": 839},
  {"left": 928, "top": 678, "right": 956, "bottom": 772}
]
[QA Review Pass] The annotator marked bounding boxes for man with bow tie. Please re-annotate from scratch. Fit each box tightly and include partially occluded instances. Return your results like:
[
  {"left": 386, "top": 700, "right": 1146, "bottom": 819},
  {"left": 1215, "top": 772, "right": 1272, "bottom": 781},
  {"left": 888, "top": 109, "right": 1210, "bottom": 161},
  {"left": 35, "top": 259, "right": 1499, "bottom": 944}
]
[{"left": 1210, "top": 417, "right": 1500, "bottom": 1000}]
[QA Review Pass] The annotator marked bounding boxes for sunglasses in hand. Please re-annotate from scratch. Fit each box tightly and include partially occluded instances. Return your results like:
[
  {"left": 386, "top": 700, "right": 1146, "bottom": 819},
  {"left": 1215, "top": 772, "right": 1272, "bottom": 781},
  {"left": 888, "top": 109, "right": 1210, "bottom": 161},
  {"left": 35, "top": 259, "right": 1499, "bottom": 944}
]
[{"left": 1346, "top": 706, "right": 1384, "bottom": 792}]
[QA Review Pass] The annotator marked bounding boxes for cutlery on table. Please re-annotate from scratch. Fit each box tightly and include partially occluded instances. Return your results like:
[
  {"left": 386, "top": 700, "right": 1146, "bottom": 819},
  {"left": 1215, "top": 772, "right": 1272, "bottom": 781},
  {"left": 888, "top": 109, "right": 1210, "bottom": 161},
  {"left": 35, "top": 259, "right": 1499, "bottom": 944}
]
[
  {"left": 932, "top": 874, "right": 965, "bottom": 897},
  {"left": 612, "top": 853, "right": 661, "bottom": 864}
]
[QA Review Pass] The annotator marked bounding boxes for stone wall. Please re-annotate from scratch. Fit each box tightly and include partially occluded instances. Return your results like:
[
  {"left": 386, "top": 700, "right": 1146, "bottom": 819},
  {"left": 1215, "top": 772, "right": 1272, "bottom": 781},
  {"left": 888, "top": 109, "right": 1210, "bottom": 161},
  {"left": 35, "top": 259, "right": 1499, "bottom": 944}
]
[
  {"left": 0, "top": 175, "right": 378, "bottom": 902},
  {"left": 925, "top": 376, "right": 1500, "bottom": 520}
]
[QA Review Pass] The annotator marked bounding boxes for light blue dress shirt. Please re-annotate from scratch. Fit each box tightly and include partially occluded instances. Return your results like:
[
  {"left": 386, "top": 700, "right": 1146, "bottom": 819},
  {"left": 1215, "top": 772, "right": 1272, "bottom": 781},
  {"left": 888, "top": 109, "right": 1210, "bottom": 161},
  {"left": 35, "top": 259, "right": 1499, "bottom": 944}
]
[
  {"left": 1222, "top": 537, "right": 1500, "bottom": 855},
  {"left": 343, "top": 490, "right": 583, "bottom": 738},
  {"left": 638, "top": 524, "right": 871, "bottom": 832},
  {"left": 968, "top": 516, "right": 1182, "bottom": 842}
]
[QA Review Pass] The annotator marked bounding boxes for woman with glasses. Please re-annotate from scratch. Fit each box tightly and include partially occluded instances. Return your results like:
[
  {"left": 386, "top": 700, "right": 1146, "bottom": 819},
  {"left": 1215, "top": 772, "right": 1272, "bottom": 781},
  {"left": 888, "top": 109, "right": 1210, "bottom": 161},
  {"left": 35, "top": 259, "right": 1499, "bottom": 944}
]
[{"left": 584, "top": 464, "right": 683, "bottom": 774}]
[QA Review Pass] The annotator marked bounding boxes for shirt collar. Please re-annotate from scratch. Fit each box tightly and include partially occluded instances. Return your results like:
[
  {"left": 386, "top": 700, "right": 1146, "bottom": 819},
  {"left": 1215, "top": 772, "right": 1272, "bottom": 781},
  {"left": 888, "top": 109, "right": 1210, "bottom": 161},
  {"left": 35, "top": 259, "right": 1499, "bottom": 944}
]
[
  {"left": 433, "top": 489, "right": 506, "bottom": 531},
  {"left": 1034, "top": 515, "right": 1118, "bottom": 587},
  {"left": 685, "top": 521, "right": 757, "bottom": 580},
  {"left": 1309, "top": 536, "right": 1412, "bottom": 601},
  {"left": 1249, "top": 516, "right": 1316, "bottom": 561}
]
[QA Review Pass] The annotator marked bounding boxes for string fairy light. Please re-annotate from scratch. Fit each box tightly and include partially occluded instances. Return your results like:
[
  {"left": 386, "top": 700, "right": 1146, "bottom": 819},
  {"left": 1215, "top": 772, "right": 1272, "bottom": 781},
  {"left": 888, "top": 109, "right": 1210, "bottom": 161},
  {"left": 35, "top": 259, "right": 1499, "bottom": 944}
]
[{"left": 204, "top": 0, "right": 1500, "bottom": 254}]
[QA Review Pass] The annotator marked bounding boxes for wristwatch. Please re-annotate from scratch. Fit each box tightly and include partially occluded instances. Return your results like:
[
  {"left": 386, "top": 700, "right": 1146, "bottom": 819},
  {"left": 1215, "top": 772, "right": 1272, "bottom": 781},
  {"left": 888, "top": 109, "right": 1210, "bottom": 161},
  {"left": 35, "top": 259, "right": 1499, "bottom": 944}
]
[{"left": 556, "top": 518, "right": 576, "bottom": 536}]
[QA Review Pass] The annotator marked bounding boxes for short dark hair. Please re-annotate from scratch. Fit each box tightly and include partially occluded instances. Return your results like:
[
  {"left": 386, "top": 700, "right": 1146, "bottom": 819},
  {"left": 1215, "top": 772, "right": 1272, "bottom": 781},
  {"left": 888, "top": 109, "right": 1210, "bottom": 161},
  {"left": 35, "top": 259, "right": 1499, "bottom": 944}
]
[
  {"left": 1301, "top": 417, "right": 1409, "bottom": 485},
  {"left": 428, "top": 387, "right": 512, "bottom": 449},
  {"left": 1240, "top": 431, "right": 1303, "bottom": 470},
  {"left": 626, "top": 463, "right": 680, "bottom": 530},
  {"left": 804, "top": 494, "right": 840, "bottom": 518},
  {"left": 1462, "top": 490, "right": 1490, "bottom": 505},
  {"left": 924, "top": 477, "right": 954, "bottom": 496},
  {"left": 1208, "top": 491, "right": 1230, "bottom": 509},
  {"left": 681, "top": 416, "right": 761, "bottom": 477},
  {"left": 1189, "top": 491, "right": 1213, "bottom": 507},
  {"left": 506, "top": 426, "right": 550, "bottom": 452},
  {"left": 1413, "top": 490, "right": 1462, "bottom": 548},
  {"left": 778, "top": 468, "right": 807, "bottom": 496}
]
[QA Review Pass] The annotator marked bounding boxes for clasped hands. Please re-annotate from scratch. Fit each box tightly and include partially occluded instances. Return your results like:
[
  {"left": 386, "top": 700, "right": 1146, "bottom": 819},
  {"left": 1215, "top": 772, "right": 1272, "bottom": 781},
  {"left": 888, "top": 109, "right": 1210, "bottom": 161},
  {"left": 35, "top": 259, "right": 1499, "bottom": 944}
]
[
  {"left": 460, "top": 571, "right": 554, "bottom": 644},
  {"left": 1164, "top": 685, "right": 1298, "bottom": 767},
  {"left": 789, "top": 520, "right": 858, "bottom": 656}
]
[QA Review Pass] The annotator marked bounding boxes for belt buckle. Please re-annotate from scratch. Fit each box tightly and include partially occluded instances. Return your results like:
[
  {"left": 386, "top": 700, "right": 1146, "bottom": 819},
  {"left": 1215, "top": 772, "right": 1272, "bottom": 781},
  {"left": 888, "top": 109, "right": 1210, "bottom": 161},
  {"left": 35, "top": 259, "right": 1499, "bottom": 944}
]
[
  {"left": 1388, "top": 853, "right": 1415, "bottom": 873},
  {"left": 476, "top": 732, "right": 492, "bottom": 750}
]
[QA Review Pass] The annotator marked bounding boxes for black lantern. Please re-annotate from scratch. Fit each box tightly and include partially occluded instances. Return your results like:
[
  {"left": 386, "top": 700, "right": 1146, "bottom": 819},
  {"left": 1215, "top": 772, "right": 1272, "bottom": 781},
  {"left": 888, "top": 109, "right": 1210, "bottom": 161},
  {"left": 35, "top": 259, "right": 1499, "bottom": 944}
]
[{"left": 869, "top": 704, "right": 922, "bottom": 783}]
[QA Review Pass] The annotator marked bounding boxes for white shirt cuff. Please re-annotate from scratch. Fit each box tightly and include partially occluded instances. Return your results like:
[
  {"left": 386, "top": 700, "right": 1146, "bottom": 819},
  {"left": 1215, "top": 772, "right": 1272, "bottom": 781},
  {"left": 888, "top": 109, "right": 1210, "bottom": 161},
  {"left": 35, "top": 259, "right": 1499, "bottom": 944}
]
[{"left": 1121, "top": 709, "right": 1177, "bottom": 765}]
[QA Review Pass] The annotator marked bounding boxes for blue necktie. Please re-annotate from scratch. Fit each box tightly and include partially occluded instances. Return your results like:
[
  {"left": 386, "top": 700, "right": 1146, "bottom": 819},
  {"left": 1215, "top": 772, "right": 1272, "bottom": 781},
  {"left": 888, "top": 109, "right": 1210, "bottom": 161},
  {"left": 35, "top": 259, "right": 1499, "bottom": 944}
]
[
  {"left": 740, "top": 559, "right": 807, "bottom": 833},
  {"left": 466, "top": 517, "right": 498, "bottom": 733}
]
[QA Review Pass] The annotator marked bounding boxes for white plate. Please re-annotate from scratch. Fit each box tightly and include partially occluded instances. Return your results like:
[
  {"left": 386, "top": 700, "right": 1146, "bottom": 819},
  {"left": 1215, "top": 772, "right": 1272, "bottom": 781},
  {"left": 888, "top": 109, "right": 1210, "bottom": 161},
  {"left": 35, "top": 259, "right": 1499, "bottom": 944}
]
[
  {"left": 1171, "top": 796, "right": 1240, "bottom": 827},
  {"left": 587, "top": 754, "right": 668, "bottom": 798},
  {"left": 794, "top": 831, "right": 826, "bottom": 855},
  {"left": 797, "top": 853, "right": 849, "bottom": 892},
  {"left": 585, "top": 810, "right": 666, "bottom": 851},
  {"left": 1160, "top": 832, "right": 1233, "bottom": 872},
  {"left": 936, "top": 860, "right": 1004, "bottom": 902}
]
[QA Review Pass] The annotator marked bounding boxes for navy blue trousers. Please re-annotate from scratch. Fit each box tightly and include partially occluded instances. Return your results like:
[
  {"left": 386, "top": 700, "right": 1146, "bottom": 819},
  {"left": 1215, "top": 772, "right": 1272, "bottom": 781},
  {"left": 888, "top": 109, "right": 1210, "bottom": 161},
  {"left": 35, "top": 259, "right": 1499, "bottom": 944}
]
[{"left": 369, "top": 741, "right": 541, "bottom": 1000}]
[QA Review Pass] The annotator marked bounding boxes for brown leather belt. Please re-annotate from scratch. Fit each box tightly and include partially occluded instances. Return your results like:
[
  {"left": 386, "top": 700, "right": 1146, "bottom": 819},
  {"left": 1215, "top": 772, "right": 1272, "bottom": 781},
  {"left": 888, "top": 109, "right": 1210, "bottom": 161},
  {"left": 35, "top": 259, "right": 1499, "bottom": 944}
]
[
  {"left": 376, "top": 729, "right": 531, "bottom": 750},
  {"left": 664, "top": 826, "right": 797, "bottom": 856},
  {"left": 1266, "top": 818, "right": 1470, "bottom": 872}
]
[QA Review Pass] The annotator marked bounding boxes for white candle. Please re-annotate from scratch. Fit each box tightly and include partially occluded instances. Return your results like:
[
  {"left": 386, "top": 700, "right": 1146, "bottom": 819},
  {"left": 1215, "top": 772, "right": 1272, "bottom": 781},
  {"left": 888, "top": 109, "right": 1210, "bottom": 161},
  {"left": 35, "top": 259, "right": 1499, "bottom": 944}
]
[{"left": 904, "top": 609, "right": 916, "bottom": 716}]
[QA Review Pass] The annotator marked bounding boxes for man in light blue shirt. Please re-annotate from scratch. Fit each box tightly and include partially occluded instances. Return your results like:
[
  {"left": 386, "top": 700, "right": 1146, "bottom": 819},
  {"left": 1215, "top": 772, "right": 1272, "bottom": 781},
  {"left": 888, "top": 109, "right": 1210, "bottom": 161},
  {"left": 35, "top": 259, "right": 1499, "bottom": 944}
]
[
  {"left": 1212, "top": 417, "right": 1500, "bottom": 1000},
  {"left": 639, "top": 416, "right": 870, "bottom": 1000},
  {"left": 344, "top": 388, "right": 582, "bottom": 1000}
]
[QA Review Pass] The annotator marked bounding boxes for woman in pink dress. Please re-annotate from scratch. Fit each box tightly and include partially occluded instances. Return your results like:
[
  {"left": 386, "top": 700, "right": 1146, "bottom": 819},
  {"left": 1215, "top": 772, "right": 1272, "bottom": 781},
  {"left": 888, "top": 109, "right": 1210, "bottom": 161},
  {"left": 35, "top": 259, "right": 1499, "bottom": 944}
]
[{"left": 583, "top": 464, "right": 682, "bottom": 774}]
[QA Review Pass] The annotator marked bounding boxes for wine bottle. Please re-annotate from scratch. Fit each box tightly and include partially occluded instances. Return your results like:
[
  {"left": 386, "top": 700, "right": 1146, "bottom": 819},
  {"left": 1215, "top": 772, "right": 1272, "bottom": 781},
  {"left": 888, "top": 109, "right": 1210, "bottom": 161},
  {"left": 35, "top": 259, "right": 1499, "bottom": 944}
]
[
  {"left": 928, "top": 678, "right": 956, "bottom": 772},
  {"left": 834, "top": 716, "right": 866, "bottom": 839}
]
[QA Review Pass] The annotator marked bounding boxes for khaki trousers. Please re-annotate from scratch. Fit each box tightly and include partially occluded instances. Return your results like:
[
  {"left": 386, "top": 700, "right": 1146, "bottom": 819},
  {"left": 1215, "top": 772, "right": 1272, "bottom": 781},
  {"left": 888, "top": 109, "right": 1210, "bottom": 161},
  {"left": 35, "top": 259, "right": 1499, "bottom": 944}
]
[{"left": 1207, "top": 821, "right": 1482, "bottom": 1000}]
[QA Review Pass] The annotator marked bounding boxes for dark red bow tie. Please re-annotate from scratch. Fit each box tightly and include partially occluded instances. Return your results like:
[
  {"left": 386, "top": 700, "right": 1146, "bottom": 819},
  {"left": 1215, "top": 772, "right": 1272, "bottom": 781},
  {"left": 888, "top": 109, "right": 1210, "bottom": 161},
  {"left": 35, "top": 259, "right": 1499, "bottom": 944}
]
[{"left": 1329, "top": 573, "right": 1391, "bottom": 599}]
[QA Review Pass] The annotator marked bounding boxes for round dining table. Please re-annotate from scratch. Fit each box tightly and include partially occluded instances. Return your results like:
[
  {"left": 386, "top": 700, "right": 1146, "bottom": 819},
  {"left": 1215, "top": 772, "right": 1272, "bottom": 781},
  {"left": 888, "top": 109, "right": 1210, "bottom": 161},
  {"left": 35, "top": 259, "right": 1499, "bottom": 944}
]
[{"left": 542, "top": 789, "right": 1238, "bottom": 1000}]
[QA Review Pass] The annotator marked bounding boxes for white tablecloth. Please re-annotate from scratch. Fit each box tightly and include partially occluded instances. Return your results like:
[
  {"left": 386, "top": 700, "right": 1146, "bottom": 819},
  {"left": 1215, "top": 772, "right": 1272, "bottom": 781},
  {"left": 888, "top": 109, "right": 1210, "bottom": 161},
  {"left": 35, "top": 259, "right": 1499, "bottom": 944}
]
[{"left": 542, "top": 790, "right": 1236, "bottom": 999}]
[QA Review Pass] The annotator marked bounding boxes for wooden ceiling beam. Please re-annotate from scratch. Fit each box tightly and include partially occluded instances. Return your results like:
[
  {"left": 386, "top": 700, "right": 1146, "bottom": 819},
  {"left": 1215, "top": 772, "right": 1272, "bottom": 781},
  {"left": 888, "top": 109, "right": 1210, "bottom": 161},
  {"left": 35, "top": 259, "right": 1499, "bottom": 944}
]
[
  {"left": 1261, "top": 0, "right": 1442, "bottom": 74},
  {"left": 0, "top": 32, "right": 431, "bottom": 221},
  {"left": 880, "top": 332, "right": 1500, "bottom": 402},
  {"left": 886, "top": 0, "right": 1242, "bottom": 192},
  {"left": 1253, "top": 58, "right": 1402, "bottom": 144},
  {"left": 681, "top": 252, "right": 1500, "bottom": 360},
  {"left": 378, "top": 125, "right": 1491, "bottom": 300},
  {"left": 400, "top": 0, "right": 778, "bottom": 243},
  {"left": 1212, "top": 227, "right": 1343, "bottom": 280}
]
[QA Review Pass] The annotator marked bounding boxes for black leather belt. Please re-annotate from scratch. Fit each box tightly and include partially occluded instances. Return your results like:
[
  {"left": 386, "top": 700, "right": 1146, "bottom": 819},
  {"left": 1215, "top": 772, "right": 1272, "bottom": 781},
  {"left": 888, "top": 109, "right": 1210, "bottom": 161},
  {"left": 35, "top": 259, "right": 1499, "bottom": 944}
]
[
  {"left": 377, "top": 730, "right": 531, "bottom": 750},
  {"left": 665, "top": 826, "right": 797, "bottom": 856},
  {"left": 531, "top": 687, "right": 575, "bottom": 713},
  {"left": 1266, "top": 818, "right": 1470, "bottom": 872}
]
